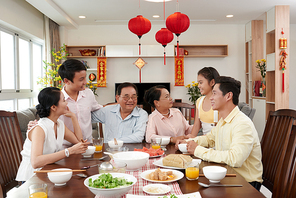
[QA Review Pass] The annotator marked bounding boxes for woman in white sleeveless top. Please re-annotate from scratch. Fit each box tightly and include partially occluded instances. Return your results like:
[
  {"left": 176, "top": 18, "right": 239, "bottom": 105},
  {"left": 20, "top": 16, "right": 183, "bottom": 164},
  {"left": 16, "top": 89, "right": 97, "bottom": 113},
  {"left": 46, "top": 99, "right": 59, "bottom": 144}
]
[
  {"left": 186, "top": 67, "right": 220, "bottom": 137},
  {"left": 16, "top": 87, "right": 89, "bottom": 181}
]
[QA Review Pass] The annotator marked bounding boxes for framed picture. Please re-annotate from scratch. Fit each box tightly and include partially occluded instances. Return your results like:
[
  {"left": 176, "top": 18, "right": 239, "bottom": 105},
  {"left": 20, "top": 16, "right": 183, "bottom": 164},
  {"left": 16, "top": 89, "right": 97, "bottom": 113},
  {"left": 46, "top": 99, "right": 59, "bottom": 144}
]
[{"left": 89, "top": 73, "right": 96, "bottom": 81}]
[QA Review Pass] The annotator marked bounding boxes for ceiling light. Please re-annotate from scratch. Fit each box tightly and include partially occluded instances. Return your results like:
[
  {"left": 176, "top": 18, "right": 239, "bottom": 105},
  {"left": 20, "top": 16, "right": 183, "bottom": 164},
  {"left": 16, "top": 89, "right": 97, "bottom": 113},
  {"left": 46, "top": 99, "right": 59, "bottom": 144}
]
[
  {"left": 226, "top": 15, "right": 233, "bottom": 18},
  {"left": 79, "top": 16, "right": 86, "bottom": 19},
  {"left": 153, "top": 15, "right": 160, "bottom": 18},
  {"left": 145, "top": 0, "right": 172, "bottom": 2}
]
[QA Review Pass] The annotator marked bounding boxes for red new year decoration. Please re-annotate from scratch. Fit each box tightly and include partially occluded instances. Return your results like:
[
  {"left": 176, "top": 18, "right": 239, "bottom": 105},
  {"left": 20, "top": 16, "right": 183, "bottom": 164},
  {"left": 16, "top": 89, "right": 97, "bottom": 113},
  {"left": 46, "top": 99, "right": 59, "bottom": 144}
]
[
  {"left": 155, "top": 28, "right": 174, "bottom": 65},
  {"left": 128, "top": 15, "right": 151, "bottom": 55},
  {"left": 166, "top": 12, "right": 190, "bottom": 58}
]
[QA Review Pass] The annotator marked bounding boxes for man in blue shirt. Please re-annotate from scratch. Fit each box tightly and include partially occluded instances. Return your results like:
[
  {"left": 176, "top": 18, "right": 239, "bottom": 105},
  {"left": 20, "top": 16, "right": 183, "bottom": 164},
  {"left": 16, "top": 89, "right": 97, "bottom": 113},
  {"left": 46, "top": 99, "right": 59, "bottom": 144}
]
[{"left": 92, "top": 82, "right": 148, "bottom": 143}]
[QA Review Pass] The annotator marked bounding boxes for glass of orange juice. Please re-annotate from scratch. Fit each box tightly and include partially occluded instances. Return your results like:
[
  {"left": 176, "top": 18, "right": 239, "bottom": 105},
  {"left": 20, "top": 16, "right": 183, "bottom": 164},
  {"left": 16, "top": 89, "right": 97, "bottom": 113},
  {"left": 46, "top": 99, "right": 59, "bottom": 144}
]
[
  {"left": 93, "top": 137, "right": 104, "bottom": 152},
  {"left": 185, "top": 163, "right": 199, "bottom": 180},
  {"left": 151, "top": 138, "right": 161, "bottom": 149},
  {"left": 29, "top": 184, "right": 47, "bottom": 198}
]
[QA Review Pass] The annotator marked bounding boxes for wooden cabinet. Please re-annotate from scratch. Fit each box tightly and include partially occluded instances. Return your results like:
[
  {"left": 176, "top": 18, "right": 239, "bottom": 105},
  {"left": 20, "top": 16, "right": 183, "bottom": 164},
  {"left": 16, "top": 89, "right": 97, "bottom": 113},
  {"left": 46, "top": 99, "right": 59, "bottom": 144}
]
[
  {"left": 175, "top": 45, "right": 228, "bottom": 57},
  {"left": 245, "top": 20, "right": 264, "bottom": 105},
  {"left": 265, "top": 5, "right": 289, "bottom": 115}
]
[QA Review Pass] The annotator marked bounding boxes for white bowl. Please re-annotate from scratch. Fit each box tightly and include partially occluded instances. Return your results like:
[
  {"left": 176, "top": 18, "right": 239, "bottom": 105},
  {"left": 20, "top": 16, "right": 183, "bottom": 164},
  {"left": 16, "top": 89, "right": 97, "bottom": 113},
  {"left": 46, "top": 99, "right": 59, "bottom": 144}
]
[
  {"left": 160, "top": 137, "right": 170, "bottom": 146},
  {"left": 202, "top": 166, "right": 227, "bottom": 183},
  {"left": 113, "top": 151, "right": 149, "bottom": 171},
  {"left": 108, "top": 140, "right": 123, "bottom": 149},
  {"left": 47, "top": 168, "right": 72, "bottom": 186},
  {"left": 178, "top": 143, "right": 188, "bottom": 153},
  {"left": 82, "top": 146, "right": 96, "bottom": 157},
  {"left": 84, "top": 173, "right": 137, "bottom": 198}
]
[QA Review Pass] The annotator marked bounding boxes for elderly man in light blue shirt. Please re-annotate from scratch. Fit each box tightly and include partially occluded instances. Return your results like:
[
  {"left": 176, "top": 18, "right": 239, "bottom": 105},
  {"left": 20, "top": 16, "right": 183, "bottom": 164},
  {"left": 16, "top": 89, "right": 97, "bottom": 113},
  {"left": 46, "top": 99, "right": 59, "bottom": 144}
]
[{"left": 92, "top": 82, "right": 148, "bottom": 143}]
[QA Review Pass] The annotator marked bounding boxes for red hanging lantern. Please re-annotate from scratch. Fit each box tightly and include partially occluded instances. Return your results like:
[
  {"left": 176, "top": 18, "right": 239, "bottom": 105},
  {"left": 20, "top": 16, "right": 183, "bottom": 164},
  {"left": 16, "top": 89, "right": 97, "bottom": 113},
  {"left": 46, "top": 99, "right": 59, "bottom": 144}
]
[
  {"left": 166, "top": 12, "right": 190, "bottom": 58},
  {"left": 128, "top": 15, "right": 151, "bottom": 55},
  {"left": 155, "top": 28, "right": 174, "bottom": 65}
]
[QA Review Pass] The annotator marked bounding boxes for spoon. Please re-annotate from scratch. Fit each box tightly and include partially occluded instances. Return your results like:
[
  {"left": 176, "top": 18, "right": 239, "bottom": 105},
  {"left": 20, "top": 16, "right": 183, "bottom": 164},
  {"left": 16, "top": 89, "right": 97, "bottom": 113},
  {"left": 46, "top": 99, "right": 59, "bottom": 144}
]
[
  {"left": 99, "top": 162, "right": 113, "bottom": 171},
  {"left": 198, "top": 182, "right": 242, "bottom": 188},
  {"left": 74, "top": 173, "right": 87, "bottom": 178}
]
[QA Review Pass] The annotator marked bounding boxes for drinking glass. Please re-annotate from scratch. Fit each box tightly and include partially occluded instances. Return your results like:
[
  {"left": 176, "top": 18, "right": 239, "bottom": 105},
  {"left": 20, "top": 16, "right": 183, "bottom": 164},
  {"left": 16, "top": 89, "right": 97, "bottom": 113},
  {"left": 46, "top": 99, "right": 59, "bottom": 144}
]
[
  {"left": 185, "top": 163, "right": 199, "bottom": 180},
  {"left": 92, "top": 137, "right": 104, "bottom": 152},
  {"left": 28, "top": 184, "right": 48, "bottom": 198},
  {"left": 151, "top": 138, "right": 161, "bottom": 149}
]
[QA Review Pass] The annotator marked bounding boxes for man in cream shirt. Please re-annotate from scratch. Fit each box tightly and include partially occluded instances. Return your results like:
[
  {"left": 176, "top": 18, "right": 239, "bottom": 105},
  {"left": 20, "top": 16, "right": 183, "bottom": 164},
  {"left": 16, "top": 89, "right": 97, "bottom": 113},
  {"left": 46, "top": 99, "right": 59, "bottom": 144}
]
[{"left": 176, "top": 76, "right": 263, "bottom": 191}]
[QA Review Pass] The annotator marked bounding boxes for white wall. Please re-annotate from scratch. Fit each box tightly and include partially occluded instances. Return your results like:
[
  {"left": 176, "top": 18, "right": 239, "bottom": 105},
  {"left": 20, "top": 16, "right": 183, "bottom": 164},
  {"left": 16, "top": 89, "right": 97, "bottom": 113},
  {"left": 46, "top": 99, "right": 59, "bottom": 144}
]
[
  {"left": 290, "top": 24, "right": 296, "bottom": 110},
  {"left": 65, "top": 24, "right": 246, "bottom": 105},
  {"left": 0, "top": 0, "right": 44, "bottom": 41}
]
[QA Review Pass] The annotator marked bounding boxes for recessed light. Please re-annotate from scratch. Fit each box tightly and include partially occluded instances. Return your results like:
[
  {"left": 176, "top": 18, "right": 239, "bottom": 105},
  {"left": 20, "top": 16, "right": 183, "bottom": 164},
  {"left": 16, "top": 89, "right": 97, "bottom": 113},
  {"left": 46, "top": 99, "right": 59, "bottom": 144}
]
[
  {"left": 226, "top": 15, "right": 233, "bottom": 18},
  {"left": 79, "top": 16, "right": 86, "bottom": 19},
  {"left": 145, "top": 0, "right": 172, "bottom": 2},
  {"left": 153, "top": 15, "right": 160, "bottom": 18}
]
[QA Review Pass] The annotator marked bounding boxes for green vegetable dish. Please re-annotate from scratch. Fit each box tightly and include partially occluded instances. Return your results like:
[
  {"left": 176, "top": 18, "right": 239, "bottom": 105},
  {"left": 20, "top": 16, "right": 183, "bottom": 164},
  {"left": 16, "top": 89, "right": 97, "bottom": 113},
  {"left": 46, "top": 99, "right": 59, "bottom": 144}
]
[{"left": 88, "top": 173, "right": 133, "bottom": 189}]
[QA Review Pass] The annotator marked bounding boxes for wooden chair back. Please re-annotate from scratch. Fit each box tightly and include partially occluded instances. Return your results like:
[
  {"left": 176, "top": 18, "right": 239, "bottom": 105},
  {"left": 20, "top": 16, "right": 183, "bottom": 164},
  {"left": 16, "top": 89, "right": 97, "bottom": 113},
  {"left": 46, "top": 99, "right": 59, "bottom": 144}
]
[
  {"left": 272, "top": 124, "right": 296, "bottom": 198},
  {"left": 98, "top": 102, "right": 117, "bottom": 138},
  {"left": 0, "top": 110, "right": 23, "bottom": 197},
  {"left": 172, "top": 102, "right": 195, "bottom": 125},
  {"left": 261, "top": 109, "right": 296, "bottom": 192}
]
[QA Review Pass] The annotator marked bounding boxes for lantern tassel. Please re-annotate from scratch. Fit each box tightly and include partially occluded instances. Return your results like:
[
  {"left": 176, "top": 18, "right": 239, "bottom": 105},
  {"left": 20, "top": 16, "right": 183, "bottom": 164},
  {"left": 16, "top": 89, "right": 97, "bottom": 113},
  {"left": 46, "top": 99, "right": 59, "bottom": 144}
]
[
  {"left": 282, "top": 70, "right": 284, "bottom": 92},
  {"left": 177, "top": 37, "right": 179, "bottom": 58},
  {"left": 139, "top": 68, "right": 141, "bottom": 83},
  {"left": 164, "top": 49, "right": 166, "bottom": 65},
  {"left": 139, "top": 39, "right": 141, "bottom": 55}
]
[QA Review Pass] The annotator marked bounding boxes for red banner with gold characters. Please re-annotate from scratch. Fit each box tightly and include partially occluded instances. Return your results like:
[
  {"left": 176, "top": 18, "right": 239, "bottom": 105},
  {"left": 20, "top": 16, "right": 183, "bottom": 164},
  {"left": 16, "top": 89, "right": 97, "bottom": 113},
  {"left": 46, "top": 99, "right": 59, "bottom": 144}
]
[
  {"left": 175, "top": 56, "right": 184, "bottom": 86},
  {"left": 97, "top": 57, "right": 107, "bottom": 87}
]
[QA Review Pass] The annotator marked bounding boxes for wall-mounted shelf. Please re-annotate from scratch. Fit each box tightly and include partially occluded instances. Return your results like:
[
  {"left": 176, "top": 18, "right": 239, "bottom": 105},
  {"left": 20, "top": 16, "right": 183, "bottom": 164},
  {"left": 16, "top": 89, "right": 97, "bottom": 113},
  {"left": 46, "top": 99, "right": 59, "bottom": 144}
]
[
  {"left": 66, "top": 45, "right": 106, "bottom": 57},
  {"left": 175, "top": 45, "right": 228, "bottom": 57}
]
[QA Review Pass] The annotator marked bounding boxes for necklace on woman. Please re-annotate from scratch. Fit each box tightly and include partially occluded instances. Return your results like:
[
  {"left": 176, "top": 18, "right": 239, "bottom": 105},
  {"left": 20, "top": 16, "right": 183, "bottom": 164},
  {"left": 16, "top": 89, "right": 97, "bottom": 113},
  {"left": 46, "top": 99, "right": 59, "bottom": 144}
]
[{"left": 161, "top": 109, "right": 170, "bottom": 116}]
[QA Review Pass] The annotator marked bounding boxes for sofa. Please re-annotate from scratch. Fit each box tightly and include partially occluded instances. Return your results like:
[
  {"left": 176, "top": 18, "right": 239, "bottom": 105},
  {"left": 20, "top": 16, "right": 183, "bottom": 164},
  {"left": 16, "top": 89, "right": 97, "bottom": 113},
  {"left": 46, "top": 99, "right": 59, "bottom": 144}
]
[{"left": 16, "top": 107, "right": 98, "bottom": 141}]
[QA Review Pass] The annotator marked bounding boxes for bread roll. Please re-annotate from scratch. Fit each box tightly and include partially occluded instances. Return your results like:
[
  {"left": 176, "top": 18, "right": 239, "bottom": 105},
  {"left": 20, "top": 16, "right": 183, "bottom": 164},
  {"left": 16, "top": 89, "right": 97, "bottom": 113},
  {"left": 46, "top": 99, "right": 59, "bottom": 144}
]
[{"left": 162, "top": 154, "right": 192, "bottom": 168}]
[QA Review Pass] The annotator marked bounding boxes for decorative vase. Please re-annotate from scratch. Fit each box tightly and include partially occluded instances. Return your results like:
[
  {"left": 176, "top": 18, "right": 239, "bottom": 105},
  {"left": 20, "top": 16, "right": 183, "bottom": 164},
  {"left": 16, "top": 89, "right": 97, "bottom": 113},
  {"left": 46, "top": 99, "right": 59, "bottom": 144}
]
[{"left": 261, "top": 77, "right": 266, "bottom": 97}]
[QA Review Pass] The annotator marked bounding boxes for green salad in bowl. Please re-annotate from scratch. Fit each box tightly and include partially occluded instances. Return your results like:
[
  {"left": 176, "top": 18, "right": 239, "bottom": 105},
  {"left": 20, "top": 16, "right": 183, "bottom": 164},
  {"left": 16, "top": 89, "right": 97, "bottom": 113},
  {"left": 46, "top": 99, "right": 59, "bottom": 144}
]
[
  {"left": 88, "top": 173, "right": 133, "bottom": 189},
  {"left": 84, "top": 173, "right": 137, "bottom": 198}
]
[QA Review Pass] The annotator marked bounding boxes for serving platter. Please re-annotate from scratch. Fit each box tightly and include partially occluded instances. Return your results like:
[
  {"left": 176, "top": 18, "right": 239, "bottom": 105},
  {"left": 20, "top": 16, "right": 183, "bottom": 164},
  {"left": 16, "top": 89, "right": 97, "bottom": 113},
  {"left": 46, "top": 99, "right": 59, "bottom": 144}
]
[
  {"left": 153, "top": 159, "right": 201, "bottom": 170},
  {"left": 140, "top": 169, "right": 183, "bottom": 183}
]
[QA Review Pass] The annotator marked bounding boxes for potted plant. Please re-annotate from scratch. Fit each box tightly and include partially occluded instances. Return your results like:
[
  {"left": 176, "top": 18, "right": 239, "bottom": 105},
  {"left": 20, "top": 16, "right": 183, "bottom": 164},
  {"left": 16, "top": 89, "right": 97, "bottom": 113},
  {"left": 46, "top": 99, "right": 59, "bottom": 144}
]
[
  {"left": 255, "top": 59, "right": 266, "bottom": 97},
  {"left": 185, "top": 81, "right": 201, "bottom": 105}
]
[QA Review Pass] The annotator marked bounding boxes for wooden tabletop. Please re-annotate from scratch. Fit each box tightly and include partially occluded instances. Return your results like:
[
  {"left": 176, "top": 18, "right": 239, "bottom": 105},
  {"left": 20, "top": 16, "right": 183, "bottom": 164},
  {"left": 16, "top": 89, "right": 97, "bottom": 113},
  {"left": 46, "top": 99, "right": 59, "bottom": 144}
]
[{"left": 9, "top": 143, "right": 265, "bottom": 198}]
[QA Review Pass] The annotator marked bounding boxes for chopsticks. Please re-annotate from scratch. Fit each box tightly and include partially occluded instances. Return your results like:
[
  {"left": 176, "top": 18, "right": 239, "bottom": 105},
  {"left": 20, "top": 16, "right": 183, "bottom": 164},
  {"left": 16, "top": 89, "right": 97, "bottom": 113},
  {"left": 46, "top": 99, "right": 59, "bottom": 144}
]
[
  {"left": 114, "top": 138, "right": 118, "bottom": 145},
  {"left": 34, "top": 170, "right": 86, "bottom": 173},
  {"left": 199, "top": 173, "right": 236, "bottom": 177}
]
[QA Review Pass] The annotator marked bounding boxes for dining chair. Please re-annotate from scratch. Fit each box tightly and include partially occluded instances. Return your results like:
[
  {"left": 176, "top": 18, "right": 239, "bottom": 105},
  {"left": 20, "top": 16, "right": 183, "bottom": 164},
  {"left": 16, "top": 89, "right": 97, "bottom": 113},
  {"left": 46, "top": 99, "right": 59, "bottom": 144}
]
[
  {"left": 98, "top": 102, "right": 118, "bottom": 138},
  {"left": 260, "top": 109, "right": 296, "bottom": 193},
  {"left": 271, "top": 124, "right": 296, "bottom": 198},
  {"left": 172, "top": 102, "right": 195, "bottom": 125},
  {"left": 0, "top": 110, "right": 23, "bottom": 197}
]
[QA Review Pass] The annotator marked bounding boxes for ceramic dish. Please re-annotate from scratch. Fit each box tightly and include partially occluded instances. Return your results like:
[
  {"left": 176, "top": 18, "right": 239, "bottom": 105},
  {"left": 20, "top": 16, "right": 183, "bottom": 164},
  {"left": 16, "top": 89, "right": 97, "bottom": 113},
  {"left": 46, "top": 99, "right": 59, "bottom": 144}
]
[
  {"left": 143, "top": 184, "right": 171, "bottom": 195},
  {"left": 153, "top": 159, "right": 201, "bottom": 170},
  {"left": 140, "top": 169, "right": 183, "bottom": 183},
  {"left": 149, "top": 153, "right": 165, "bottom": 159},
  {"left": 126, "top": 191, "right": 202, "bottom": 198}
]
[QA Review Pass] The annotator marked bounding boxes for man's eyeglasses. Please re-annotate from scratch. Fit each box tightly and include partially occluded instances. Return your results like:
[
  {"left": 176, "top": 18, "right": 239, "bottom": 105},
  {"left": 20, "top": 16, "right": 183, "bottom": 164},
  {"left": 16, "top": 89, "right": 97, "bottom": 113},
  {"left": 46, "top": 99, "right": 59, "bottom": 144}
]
[{"left": 120, "top": 95, "right": 138, "bottom": 101}]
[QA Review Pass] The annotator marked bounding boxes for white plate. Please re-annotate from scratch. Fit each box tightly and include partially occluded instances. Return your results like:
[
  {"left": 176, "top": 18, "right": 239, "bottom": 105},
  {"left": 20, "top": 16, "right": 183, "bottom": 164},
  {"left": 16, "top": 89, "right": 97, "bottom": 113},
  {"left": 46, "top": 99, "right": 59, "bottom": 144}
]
[
  {"left": 153, "top": 159, "right": 201, "bottom": 170},
  {"left": 126, "top": 191, "right": 202, "bottom": 198},
  {"left": 140, "top": 169, "right": 183, "bottom": 183},
  {"left": 143, "top": 184, "right": 171, "bottom": 195}
]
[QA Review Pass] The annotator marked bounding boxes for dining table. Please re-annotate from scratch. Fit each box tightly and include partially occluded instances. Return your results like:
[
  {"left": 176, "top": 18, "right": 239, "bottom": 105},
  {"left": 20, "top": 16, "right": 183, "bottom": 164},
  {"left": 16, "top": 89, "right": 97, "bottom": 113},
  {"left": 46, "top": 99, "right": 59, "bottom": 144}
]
[{"left": 8, "top": 143, "right": 265, "bottom": 198}]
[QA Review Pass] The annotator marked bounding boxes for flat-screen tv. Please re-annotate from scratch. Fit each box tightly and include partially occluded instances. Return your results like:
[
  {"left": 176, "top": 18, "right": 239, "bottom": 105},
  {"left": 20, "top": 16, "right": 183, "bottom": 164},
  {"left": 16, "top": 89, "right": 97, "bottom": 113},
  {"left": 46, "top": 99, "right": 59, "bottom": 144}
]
[{"left": 115, "top": 82, "right": 170, "bottom": 113}]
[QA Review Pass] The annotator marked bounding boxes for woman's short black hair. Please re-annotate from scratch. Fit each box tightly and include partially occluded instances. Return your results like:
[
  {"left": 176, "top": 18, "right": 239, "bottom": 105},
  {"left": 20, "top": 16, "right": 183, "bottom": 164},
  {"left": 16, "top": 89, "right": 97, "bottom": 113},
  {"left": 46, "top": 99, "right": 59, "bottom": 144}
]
[
  {"left": 58, "top": 59, "right": 86, "bottom": 82},
  {"left": 144, "top": 85, "right": 167, "bottom": 108},
  {"left": 198, "top": 67, "right": 220, "bottom": 87},
  {"left": 215, "top": 76, "right": 241, "bottom": 105},
  {"left": 36, "top": 87, "right": 61, "bottom": 118}
]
